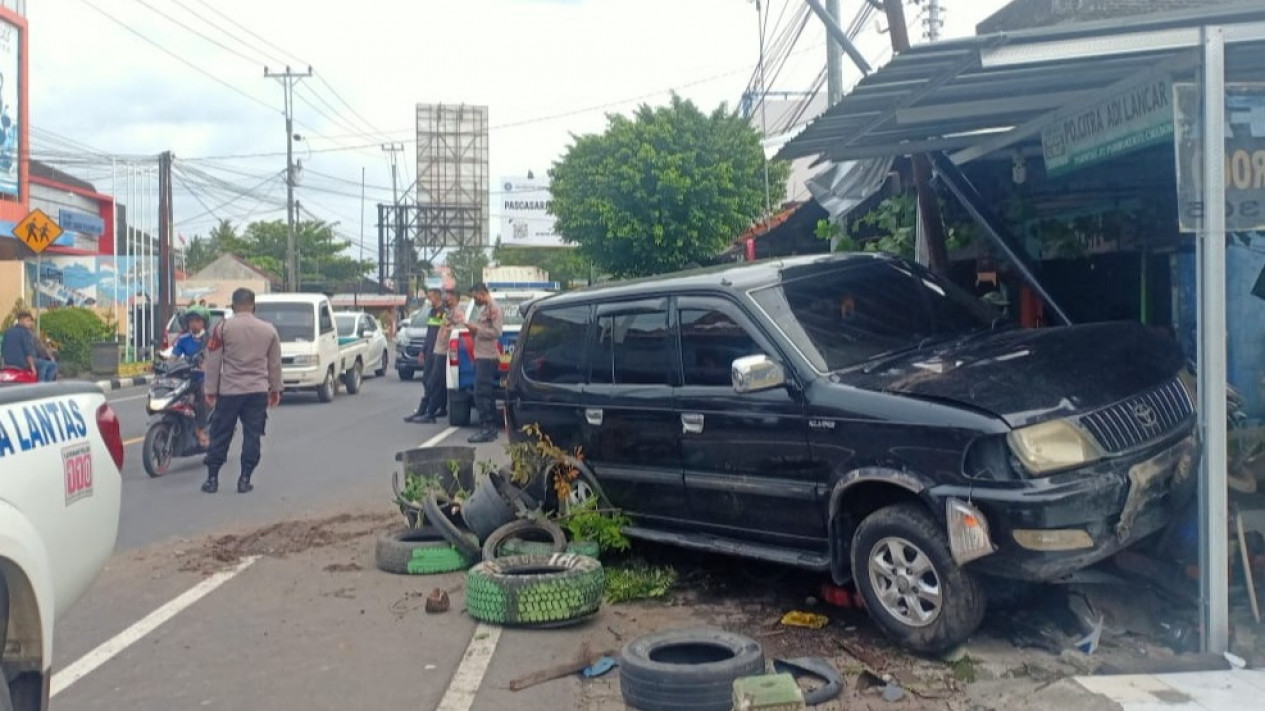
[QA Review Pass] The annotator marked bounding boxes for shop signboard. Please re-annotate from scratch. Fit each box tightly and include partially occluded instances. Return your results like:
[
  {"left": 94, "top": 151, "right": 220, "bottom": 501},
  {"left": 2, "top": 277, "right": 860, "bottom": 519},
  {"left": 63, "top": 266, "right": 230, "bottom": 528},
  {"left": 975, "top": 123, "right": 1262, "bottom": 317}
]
[
  {"left": 1041, "top": 78, "right": 1174, "bottom": 178},
  {"left": 0, "top": 17, "right": 18, "bottom": 198},
  {"left": 1174, "top": 83, "right": 1265, "bottom": 233},
  {"left": 498, "top": 176, "right": 569, "bottom": 248},
  {"left": 54, "top": 209, "right": 105, "bottom": 250}
]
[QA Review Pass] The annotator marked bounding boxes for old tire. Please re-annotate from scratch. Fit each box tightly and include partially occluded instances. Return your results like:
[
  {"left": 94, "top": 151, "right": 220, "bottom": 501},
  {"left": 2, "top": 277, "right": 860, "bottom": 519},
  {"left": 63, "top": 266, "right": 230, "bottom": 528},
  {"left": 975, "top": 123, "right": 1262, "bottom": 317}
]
[
  {"left": 482, "top": 519, "right": 567, "bottom": 561},
  {"left": 421, "top": 489, "right": 483, "bottom": 562},
  {"left": 448, "top": 391, "right": 471, "bottom": 427},
  {"left": 850, "top": 503, "right": 986, "bottom": 656},
  {"left": 619, "top": 628, "right": 765, "bottom": 711},
  {"left": 374, "top": 526, "right": 473, "bottom": 575},
  {"left": 142, "top": 421, "right": 174, "bottom": 477},
  {"left": 317, "top": 368, "right": 336, "bottom": 403},
  {"left": 344, "top": 361, "right": 364, "bottom": 395},
  {"left": 375, "top": 351, "right": 389, "bottom": 377},
  {"left": 466, "top": 553, "right": 604, "bottom": 626},
  {"left": 499, "top": 539, "right": 601, "bottom": 558}
]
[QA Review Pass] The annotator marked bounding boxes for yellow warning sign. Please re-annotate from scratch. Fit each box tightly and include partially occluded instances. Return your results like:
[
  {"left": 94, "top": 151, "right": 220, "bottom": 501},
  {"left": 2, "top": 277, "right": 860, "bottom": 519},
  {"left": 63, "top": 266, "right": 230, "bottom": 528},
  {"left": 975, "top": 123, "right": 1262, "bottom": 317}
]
[{"left": 14, "top": 209, "right": 64, "bottom": 255}]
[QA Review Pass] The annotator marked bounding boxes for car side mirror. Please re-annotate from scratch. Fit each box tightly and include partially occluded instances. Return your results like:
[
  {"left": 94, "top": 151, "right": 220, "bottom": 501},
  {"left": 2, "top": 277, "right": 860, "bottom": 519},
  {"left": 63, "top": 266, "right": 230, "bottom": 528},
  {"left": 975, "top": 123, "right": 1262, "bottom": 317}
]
[{"left": 732, "top": 354, "right": 786, "bottom": 394}]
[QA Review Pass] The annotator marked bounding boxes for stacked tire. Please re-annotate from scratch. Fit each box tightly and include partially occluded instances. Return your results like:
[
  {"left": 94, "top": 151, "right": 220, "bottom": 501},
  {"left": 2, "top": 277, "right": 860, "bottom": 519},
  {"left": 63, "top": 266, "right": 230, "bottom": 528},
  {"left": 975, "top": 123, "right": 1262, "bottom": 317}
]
[
  {"left": 374, "top": 526, "right": 473, "bottom": 575},
  {"left": 466, "top": 553, "right": 605, "bottom": 627}
]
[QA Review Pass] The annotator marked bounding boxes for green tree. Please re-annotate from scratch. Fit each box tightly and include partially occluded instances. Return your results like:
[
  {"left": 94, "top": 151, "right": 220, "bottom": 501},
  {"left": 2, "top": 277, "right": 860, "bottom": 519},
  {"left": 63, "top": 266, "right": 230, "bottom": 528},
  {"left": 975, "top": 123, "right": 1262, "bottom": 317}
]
[
  {"left": 549, "top": 94, "right": 788, "bottom": 278},
  {"left": 492, "top": 244, "right": 590, "bottom": 287},
  {"left": 233, "top": 219, "right": 372, "bottom": 290},
  {"left": 182, "top": 219, "right": 241, "bottom": 274},
  {"left": 445, "top": 245, "right": 489, "bottom": 290}
]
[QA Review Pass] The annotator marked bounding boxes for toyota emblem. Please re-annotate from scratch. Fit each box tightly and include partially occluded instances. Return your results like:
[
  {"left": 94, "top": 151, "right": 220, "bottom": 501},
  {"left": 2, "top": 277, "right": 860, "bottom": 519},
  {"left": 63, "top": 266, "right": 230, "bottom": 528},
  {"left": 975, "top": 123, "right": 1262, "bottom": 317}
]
[{"left": 1132, "top": 402, "right": 1159, "bottom": 429}]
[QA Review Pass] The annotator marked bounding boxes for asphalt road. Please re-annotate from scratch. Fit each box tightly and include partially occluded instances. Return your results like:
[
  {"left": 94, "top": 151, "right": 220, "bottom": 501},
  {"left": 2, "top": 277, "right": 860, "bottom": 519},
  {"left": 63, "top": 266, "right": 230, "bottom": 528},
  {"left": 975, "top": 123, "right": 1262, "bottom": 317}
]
[{"left": 104, "top": 369, "right": 445, "bottom": 550}]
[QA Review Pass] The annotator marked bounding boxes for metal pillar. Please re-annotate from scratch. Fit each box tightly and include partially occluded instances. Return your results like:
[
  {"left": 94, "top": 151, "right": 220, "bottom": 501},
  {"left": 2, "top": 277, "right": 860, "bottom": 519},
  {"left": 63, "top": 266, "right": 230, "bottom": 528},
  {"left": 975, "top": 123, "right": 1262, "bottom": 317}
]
[
  {"left": 1197, "top": 24, "right": 1229, "bottom": 655},
  {"left": 803, "top": 0, "right": 872, "bottom": 75}
]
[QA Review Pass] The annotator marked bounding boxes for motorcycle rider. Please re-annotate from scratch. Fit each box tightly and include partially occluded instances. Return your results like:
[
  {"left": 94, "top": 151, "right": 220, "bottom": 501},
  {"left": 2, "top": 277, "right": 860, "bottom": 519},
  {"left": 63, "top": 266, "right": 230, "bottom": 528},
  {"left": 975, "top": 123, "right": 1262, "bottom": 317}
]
[{"left": 170, "top": 307, "right": 211, "bottom": 447}]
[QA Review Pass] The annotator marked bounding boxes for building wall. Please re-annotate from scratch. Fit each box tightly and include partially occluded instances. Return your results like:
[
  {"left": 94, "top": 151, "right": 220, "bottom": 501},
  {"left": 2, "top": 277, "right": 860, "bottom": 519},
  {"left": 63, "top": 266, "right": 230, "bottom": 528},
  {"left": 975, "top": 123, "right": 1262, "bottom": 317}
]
[
  {"left": 978, "top": 0, "right": 1244, "bottom": 34},
  {"left": 0, "top": 259, "right": 22, "bottom": 313}
]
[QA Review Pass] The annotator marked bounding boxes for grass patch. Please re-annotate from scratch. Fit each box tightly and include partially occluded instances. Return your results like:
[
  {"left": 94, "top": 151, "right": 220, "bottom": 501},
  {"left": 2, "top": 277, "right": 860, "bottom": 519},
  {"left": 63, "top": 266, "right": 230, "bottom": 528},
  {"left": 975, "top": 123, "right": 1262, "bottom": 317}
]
[
  {"left": 948, "top": 655, "right": 977, "bottom": 683},
  {"left": 605, "top": 561, "right": 678, "bottom": 603}
]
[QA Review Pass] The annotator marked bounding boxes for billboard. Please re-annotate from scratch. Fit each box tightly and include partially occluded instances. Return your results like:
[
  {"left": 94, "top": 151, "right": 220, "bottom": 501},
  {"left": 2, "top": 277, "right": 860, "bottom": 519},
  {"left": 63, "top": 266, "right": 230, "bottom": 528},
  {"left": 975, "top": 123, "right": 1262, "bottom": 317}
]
[
  {"left": 416, "top": 103, "right": 489, "bottom": 250},
  {"left": 0, "top": 15, "right": 17, "bottom": 198},
  {"left": 24, "top": 255, "right": 157, "bottom": 309},
  {"left": 498, "top": 176, "right": 567, "bottom": 248},
  {"left": 1174, "top": 83, "right": 1265, "bottom": 232}
]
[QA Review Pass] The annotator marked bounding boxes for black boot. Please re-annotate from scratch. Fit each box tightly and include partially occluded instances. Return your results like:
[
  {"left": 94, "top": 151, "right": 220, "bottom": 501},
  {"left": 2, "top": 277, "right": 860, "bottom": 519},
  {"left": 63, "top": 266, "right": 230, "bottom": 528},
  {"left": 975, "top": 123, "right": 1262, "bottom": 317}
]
[
  {"left": 237, "top": 474, "right": 254, "bottom": 494},
  {"left": 201, "top": 472, "right": 219, "bottom": 493}
]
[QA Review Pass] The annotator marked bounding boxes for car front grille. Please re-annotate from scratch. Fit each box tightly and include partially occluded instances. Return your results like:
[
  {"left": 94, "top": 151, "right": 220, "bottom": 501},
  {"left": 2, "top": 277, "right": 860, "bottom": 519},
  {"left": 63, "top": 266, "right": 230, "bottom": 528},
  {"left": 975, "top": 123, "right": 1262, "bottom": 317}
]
[{"left": 1079, "top": 378, "right": 1194, "bottom": 453}]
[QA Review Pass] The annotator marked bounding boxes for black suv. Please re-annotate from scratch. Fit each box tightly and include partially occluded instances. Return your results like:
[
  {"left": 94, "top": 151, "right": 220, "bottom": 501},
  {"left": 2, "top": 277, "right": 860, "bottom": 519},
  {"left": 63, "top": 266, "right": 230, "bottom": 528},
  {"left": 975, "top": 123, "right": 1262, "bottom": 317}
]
[{"left": 505, "top": 253, "right": 1197, "bottom": 653}]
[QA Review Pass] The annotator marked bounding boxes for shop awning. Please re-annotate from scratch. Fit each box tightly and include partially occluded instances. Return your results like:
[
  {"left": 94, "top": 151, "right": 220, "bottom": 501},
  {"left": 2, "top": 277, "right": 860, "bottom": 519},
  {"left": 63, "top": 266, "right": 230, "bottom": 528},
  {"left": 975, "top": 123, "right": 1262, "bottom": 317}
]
[{"left": 778, "top": 3, "right": 1265, "bottom": 166}]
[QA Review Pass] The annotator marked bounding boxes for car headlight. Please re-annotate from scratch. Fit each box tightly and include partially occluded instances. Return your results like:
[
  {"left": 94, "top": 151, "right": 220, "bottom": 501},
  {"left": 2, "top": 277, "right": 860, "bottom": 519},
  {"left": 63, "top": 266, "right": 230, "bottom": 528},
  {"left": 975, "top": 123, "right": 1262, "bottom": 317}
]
[
  {"left": 291, "top": 354, "right": 318, "bottom": 366},
  {"left": 1007, "top": 419, "right": 1103, "bottom": 475}
]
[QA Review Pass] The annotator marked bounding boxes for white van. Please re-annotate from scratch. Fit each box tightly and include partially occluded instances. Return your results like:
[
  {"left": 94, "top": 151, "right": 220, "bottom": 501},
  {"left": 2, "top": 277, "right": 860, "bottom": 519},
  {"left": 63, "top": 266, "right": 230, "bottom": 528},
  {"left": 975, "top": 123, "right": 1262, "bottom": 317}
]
[{"left": 253, "top": 293, "right": 361, "bottom": 402}]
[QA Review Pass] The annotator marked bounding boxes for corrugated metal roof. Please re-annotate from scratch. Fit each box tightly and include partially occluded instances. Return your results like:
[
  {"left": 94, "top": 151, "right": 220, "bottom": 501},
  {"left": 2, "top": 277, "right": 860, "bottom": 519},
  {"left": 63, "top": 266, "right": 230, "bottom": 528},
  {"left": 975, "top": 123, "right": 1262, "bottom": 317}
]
[{"left": 778, "top": 2, "right": 1265, "bottom": 164}]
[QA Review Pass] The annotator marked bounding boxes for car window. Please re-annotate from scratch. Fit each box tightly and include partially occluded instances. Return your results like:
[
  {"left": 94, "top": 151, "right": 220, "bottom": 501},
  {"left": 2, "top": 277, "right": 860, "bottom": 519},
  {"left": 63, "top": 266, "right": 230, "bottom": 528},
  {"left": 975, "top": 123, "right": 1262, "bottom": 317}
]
[
  {"left": 519, "top": 305, "right": 589, "bottom": 384},
  {"left": 319, "top": 305, "right": 335, "bottom": 334},
  {"left": 679, "top": 307, "right": 765, "bottom": 387},
  {"left": 257, "top": 303, "right": 317, "bottom": 343},
  {"left": 334, "top": 313, "right": 358, "bottom": 337},
  {"left": 406, "top": 311, "right": 428, "bottom": 328},
  {"left": 590, "top": 310, "right": 671, "bottom": 386}
]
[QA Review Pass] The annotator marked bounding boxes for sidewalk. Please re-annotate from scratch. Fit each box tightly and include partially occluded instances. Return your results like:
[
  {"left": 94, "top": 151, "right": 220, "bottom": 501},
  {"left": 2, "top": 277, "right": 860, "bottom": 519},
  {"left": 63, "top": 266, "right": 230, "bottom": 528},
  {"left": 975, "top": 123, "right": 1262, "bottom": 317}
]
[{"left": 92, "top": 373, "right": 152, "bottom": 392}]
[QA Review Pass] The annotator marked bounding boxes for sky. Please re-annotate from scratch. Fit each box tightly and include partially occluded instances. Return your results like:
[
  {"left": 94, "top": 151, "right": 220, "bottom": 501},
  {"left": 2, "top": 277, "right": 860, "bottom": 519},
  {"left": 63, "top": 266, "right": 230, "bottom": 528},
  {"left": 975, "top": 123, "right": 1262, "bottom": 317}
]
[{"left": 24, "top": 0, "right": 1010, "bottom": 261}]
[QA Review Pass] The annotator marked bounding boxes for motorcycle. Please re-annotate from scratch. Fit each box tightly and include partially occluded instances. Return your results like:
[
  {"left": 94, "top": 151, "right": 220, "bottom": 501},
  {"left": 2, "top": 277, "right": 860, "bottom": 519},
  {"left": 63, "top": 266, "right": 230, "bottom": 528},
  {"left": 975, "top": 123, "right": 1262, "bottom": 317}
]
[
  {"left": 0, "top": 366, "right": 38, "bottom": 384},
  {"left": 141, "top": 355, "right": 210, "bottom": 477}
]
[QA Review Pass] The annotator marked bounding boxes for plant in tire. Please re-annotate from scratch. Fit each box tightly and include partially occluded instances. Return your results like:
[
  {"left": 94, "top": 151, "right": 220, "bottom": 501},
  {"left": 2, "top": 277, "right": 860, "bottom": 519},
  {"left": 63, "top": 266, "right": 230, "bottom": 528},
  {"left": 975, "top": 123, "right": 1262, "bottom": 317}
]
[
  {"left": 465, "top": 553, "right": 605, "bottom": 626},
  {"left": 850, "top": 503, "right": 986, "bottom": 655}
]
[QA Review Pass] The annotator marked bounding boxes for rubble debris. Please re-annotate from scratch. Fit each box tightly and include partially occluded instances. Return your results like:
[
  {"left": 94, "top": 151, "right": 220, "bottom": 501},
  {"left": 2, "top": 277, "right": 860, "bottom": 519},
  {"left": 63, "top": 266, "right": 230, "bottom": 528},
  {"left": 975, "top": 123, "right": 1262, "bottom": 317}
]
[
  {"left": 881, "top": 683, "right": 905, "bottom": 702},
  {"left": 581, "top": 656, "right": 617, "bottom": 678},
  {"left": 733, "top": 673, "right": 805, "bottom": 710},
  {"left": 772, "top": 657, "right": 845, "bottom": 706},
  {"left": 425, "top": 587, "right": 450, "bottom": 613},
  {"left": 510, "top": 642, "right": 614, "bottom": 691},
  {"left": 779, "top": 611, "right": 829, "bottom": 630}
]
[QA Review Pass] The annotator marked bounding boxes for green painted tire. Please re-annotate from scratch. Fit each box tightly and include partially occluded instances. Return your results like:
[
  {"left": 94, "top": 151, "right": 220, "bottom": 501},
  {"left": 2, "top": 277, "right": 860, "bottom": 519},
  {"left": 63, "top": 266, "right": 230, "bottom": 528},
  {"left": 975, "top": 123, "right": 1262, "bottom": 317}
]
[
  {"left": 375, "top": 526, "right": 474, "bottom": 575},
  {"left": 466, "top": 553, "right": 605, "bottom": 626},
  {"left": 407, "top": 545, "right": 473, "bottom": 575}
]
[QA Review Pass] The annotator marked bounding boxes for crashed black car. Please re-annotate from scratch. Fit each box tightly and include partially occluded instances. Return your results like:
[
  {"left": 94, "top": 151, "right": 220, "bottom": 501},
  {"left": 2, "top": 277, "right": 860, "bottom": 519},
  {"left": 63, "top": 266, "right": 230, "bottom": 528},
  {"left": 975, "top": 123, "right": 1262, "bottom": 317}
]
[{"left": 505, "top": 253, "right": 1197, "bottom": 653}]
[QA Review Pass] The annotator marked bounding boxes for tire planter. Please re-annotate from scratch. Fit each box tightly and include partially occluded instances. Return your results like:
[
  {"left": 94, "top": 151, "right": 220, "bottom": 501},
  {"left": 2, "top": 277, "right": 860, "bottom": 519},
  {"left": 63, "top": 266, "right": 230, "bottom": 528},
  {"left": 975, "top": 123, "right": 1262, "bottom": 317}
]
[
  {"left": 465, "top": 553, "right": 605, "bottom": 627},
  {"left": 497, "top": 538, "right": 601, "bottom": 559},
  {"left": 461, "top": 471, "right": 521, "bottom": 541},
  {"left": 618, "top": 628, "right": 765, "bottom": 711},
  {"left": 482, "top": 519, "right": 568, "bottom": 561},
  {"left": 374, "top": 526, "right": 473, "bottom": 575},
  {"left": 394, "top": 446, "right": 476, "bottom": 498},
  {"left": 421, "top": 490, "right": 483, "bottom": 562}
]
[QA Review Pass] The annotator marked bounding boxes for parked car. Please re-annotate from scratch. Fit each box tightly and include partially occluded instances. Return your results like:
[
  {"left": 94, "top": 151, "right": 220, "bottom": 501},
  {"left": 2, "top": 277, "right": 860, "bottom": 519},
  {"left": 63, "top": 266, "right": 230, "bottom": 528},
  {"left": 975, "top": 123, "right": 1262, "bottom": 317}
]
[
  {"left": 445, "top": 290, "right": 551, "bottom": 427},
  {"left": 335, "top": 311, "right": 390, "bottom": 378},
  {"left": 253, "top": 293, "right": 363, "bottom": 402},
  {"left": 394, "top": 309, "right": 432, "bottom": 381},
  {"left": 505, "top": 253, "right": 1197, "bottom": 654},
  {"left": 0, "top": 382, "right": 124, "bottom": 709}
]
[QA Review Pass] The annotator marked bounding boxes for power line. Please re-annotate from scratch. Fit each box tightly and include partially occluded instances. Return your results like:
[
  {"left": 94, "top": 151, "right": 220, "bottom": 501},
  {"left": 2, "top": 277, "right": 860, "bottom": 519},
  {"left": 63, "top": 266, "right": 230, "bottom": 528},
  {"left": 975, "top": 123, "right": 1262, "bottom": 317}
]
[{"left": 127, "top": 0, "right": 267, "bottom": 67}]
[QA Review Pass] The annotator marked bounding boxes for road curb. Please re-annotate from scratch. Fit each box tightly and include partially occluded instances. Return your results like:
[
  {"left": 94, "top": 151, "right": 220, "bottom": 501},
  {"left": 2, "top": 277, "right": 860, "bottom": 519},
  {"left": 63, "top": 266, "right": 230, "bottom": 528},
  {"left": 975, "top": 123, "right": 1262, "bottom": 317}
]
[{"left": 95, "top": 374, "right": 153, "bottom": 393}]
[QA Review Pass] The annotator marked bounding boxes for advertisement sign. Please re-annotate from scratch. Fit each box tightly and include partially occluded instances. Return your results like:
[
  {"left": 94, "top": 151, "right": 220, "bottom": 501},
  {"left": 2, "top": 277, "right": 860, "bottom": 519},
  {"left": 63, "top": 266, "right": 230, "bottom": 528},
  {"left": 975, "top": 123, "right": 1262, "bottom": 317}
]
[
  {"left": 1174, "top": 83, "right": 1265, "bottom": 232},
  {"left": 1042, "top": 78, "right": 1174, "bottom": 178},
  {"left": 24, "top": 255, "right": 157, "bottom": 309},
  {"left": 498, "top": 176, "right": 569, "bottom": 248},
  {"left": 0, "top": 17, "right": 17, "bottom": 198},
  {"left": 54, "top": 209, "right": 105, "bottom": 250}
]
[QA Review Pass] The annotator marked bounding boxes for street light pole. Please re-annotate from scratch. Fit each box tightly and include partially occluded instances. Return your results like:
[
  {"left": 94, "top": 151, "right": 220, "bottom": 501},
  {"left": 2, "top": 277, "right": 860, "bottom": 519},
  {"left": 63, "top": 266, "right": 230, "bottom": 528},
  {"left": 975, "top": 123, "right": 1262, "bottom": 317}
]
[{"left": 265, "top": 65, "right": 313, "bottom": 292}]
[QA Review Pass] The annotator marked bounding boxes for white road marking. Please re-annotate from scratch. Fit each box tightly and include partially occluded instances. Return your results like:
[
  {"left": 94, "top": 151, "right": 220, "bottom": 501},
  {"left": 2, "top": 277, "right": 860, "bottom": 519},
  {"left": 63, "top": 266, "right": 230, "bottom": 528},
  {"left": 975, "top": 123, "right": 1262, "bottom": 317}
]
[
  {"left": 436, "top": 623, "right": 503, "bottom": 711},
  {"left": 50, "top": 555, "right": 260, "bottom": 697},
  {"left": 420, "top": 426, "right": 458, "bottom": 448}
]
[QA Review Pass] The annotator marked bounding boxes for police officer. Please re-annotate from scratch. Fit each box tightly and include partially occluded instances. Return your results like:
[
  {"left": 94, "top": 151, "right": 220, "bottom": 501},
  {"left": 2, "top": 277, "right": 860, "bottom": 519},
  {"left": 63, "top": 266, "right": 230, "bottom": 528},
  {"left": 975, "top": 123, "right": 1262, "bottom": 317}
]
[
  {"left": 405, "top": 288, "right": 447, "bottom": 422},
  {"left": 409, "top": 288, "right": 461, "bottom": 424},
  {"left": 466, "top": 283, "right": 503, "bottom": 443},
  {"left": 202, "top": 288, "right": 282, "bottom": 494}
]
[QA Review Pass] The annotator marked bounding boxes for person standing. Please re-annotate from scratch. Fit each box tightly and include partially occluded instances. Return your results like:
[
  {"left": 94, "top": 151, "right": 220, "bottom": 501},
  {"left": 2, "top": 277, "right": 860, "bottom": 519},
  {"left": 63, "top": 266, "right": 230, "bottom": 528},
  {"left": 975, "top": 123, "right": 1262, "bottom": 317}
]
[
  {"left": 202, "top": 288, "right": 282, "bottom": 494},
  {"left": 409, "top": 289, "right": 461, "bottom": 424},
  {"left": 2, "top": 310, "right": 57, "bottom": 381},
  {"left": 466, "top": 283, "right": 503, "bottom": 443},
  {"left": 404, "top": 288, "right": 446, "bottom": 422}
]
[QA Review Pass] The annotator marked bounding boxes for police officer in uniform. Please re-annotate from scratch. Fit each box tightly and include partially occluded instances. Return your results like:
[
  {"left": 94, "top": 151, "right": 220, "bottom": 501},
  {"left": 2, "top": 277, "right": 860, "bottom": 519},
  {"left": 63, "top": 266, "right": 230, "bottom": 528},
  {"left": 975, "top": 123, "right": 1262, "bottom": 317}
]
[{"left": 202, "top": 288, "right": 282, "bottom": 494}]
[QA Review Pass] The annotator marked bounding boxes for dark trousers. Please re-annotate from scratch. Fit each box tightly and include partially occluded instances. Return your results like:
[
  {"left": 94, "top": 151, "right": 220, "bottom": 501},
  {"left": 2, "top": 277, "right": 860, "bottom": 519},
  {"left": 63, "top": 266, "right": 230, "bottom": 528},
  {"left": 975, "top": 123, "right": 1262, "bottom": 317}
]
[
  {"left": 419, "top": 354, "right": 448, "bottom": 416},
  {"left": 204, "top": 392, "right": 268, "bottom": 477},
  {"left": 474, "top": 358, "right": 498, "bottom": 430}
]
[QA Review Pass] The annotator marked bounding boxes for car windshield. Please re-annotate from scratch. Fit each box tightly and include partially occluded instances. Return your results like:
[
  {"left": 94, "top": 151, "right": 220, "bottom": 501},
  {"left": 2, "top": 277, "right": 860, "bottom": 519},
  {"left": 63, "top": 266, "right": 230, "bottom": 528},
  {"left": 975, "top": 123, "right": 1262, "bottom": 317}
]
[
  {"left": 334, "top": 314, "right": 358, "bottom": 337},
  {"left": 406, "top": 311, "right": 429, "bottom": 329},
  {"left": 255, "top": 303, "right": 316, "bottom": 342},
  {"left": 750, "top": 259, "right": 997, "bottom": 372}
]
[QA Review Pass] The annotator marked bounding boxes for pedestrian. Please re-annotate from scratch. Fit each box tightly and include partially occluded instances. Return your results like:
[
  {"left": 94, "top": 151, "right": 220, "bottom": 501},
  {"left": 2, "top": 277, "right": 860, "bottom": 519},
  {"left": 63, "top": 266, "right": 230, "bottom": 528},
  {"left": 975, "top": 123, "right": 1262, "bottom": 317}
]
[
  {"left": 404, "top": 288, "right": 446, "bottom": 422},
  {"left": 407, "top": 289, "right": 461, "bottom": 424},
  {"left": 201, "top": 288, "right": 282, "bottom": 494},
  {"left": 2, "top": 310, "right": 57, "bottom": 381},
  {"left": 465, "top": 283, "right": 503, "bottom": 443}
]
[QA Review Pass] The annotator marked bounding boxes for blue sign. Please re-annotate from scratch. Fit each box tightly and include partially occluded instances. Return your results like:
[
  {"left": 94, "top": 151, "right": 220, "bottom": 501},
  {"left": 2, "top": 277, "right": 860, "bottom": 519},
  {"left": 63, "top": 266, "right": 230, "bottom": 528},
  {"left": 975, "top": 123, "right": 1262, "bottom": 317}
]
[{"left": 58, "top": 209, "right": 104, "bottom": 236}]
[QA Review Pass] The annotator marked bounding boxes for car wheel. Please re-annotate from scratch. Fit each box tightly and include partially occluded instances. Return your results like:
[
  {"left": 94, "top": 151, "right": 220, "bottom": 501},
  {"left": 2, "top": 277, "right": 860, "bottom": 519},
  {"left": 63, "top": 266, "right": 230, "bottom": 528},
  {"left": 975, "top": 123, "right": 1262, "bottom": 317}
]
[
  {"left": 482, "top": 519, "right": 568, "bottom": 561},
  {"left": 345, "top": 361, "right": 364, "bottom": 395},
  {"left": 317, "top": 369, "right": 336, "bottom": 403},
  {"left": 543, "top": 456, "right": 609, "bottom": 515},
  {"left": 850, "top": 503, "right": 986, "bottom": 655},
  {"left": 466, "top": 553, "right": 605, "bottom": 627},
  {"left": 398, "top": 367, "right": 414, "bottom": 381},
  {"left": 448, "top": 392, "right": 472, "bottom": 427},
  {"left": 375, "top": 350, "right": 389, "bottom": 377},
  {"left": 619, "top": 628, "right": 765, "bottom": 711},
  {"left": 142, "top": 422, "right": 174, "bottom": 477},
  {"left": 374, "top": 526, "right": 473, "bottom": 575}
]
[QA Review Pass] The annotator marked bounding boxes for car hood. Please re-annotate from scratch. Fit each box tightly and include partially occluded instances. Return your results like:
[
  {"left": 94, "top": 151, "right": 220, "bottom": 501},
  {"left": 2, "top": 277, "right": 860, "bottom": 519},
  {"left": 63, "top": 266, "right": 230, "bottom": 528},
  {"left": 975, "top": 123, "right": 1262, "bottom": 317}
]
[
  {"left": 398, "top": 326, "right": 428, "bottom": 341},
  {"left": 838, "top": 322, "right": 1184, "bottom": 428}
]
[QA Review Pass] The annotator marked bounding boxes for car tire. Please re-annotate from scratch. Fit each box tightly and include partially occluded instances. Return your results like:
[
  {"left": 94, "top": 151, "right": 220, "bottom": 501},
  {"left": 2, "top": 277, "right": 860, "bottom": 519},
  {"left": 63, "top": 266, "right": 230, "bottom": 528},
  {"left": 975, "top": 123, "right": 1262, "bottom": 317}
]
[
  {"left": 466, "top": 553, "right": 604, "bottom": 626},
  {"left": 142, "top": 421, "right": 174, "bottom": 477},
  {"left": 374, "top": 526, "right": 473, "bottom": 575},
  {"left": 618, "top": 628, "right": 765, "bottom": 711},
  {"left": 398, "top": 368, "right": 414, "bottom": 381},
  {"left": 375, "top": 351, "right": 388, "bottom": 377},
  {"left": 850, "top": 503, "right": 986, "bottom": 655},
  {"left": 344, "top": 361, "right": 364, "bottom": 395},
  {"left": 421, "top": 490, "right": 483, "bottom": 562},
  {"left": 482, "top": 519, "right": 568, "bottom": 561},
  {"left": 317, "top": 368, "right": 336, "bottom": 403},
  {"left": 448, "top": 391, "right": 472, "bottom": 427}
]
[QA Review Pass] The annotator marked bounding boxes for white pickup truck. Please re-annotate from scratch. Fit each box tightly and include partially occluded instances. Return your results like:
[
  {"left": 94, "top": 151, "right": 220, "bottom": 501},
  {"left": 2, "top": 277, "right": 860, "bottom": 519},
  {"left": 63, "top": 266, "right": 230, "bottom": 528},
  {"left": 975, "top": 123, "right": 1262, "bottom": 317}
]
[
  {"left": 254, "top": 294, "right": 365, "bottom": 402},
  {"left": 0, "top": 383, "right": 123, "bottom": 710}
]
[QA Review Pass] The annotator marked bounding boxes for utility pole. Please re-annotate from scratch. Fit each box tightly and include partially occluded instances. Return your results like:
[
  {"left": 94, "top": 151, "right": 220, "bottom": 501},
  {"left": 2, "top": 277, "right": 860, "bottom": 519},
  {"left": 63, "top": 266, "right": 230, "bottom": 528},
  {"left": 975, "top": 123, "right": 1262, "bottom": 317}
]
[
  {"left": 883, "top": 0, "right": 950, "bottom": 274},
  {"left": 381, "top": 143, "right": 407, "bottom": 298},
  {"left": 157, "top": 150, "right": 174, "bottom": 332},
  {"left": 357, "top": 166, "right": 365, "bottom": 309},
  {"left": 265, "top": 65, "right": 312, "bottom": 292},
  {"left": 924, "top": 0, "right": 944, "bottom": 42},
  {"left": 755, "top": 0, "right": 772, "bottom": 221},
  {"left": 382, "top": 143, "right": 403, "bottom": 205},
  {"left": 825, "top": 0, "right": 843, "bottom": 106}
]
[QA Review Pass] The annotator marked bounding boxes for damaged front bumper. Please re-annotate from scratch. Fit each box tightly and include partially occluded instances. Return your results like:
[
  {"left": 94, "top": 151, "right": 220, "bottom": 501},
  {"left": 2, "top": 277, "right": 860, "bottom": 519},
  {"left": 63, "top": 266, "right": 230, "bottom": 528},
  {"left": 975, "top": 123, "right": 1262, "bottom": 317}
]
[{"left": 941, "top": 432, "right": 1198, "bottom": 582}]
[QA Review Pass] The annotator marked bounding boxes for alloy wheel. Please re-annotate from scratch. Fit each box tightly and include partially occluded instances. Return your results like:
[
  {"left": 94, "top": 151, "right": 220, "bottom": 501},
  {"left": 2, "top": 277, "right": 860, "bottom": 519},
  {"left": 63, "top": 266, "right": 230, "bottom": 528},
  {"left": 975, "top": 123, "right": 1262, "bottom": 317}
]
[{"left": 867, "top": 536, "right": 943, "bottom": 628}]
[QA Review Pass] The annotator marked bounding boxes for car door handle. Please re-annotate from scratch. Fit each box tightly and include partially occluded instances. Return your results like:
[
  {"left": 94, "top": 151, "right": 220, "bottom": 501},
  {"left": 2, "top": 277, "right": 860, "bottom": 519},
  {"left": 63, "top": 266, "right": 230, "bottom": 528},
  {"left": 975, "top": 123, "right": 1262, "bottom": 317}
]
[
  {"left": 585, "top": 408, "right": 604, "bottom": 426},
  {"left": 681, "top": 413, "right": 705, "bottom": 434}
]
